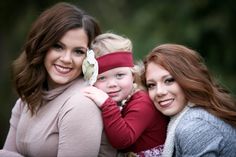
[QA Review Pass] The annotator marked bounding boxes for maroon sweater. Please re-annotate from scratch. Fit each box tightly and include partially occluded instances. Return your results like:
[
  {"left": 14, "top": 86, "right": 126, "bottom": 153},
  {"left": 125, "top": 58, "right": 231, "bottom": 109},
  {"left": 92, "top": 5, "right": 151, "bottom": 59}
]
[{"left": 100, "top": 90, "right": 169, "bottom": 153}]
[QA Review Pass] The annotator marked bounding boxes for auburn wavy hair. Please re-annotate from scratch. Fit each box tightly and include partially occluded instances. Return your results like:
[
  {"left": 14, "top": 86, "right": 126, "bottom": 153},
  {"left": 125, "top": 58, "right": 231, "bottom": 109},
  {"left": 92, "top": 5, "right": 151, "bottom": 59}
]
[
  {"left": 12, "top": 2, "right": 101, "bottom": 115},
  {"left": 142, "top": 43, "right": 236, "bottom": 127}
]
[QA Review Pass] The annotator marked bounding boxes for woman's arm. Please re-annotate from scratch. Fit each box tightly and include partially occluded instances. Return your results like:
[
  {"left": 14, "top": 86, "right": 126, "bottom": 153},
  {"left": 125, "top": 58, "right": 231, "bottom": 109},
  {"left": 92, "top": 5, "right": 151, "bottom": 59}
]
[
  {"left": 3, "top": 99, "right": 23, "bottom": 152},
  {"left": 0, "top": 150, "right": 23, "bottom": 157},
  {"left": 1, "top": 99, "right": 24, "bottom": 156}
]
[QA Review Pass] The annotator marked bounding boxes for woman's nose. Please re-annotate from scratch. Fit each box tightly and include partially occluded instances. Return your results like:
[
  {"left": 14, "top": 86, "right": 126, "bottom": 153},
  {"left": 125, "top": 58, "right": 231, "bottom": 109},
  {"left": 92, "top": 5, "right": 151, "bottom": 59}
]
[
  {"left": 60, "top": 51, "right": 72, "bottom": 63},
  {"left": 155, "top": 84, "right": 167, "bottom": 96}
]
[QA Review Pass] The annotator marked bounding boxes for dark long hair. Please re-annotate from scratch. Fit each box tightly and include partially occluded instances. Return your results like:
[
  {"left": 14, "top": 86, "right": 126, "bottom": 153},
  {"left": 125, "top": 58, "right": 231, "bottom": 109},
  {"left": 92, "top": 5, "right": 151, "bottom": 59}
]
[
  {"left": 12, "top": 2, "right": 101, "bottom": 115},
  {"left": 142, "top": 43, "right": 236, "bottom": 127}
]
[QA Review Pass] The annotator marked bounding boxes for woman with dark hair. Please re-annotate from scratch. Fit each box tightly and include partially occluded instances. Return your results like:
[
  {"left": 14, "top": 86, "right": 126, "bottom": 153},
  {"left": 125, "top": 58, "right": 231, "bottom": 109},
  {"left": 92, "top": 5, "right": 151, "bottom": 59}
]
[
  {"left": 0, "top": 2, "right": 104, "bottom": 157},
  {"left": 143, "top": 43, "right": 236, "bottom": 157}
]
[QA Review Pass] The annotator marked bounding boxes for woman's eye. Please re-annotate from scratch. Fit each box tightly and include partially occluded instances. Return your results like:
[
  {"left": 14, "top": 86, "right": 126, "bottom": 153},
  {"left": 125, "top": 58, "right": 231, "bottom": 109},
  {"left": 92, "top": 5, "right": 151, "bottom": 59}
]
[
  {"left": 165, "top": 77, "right": 175, "bottom": 85},
  {"left": 146, "top": 83, "right": 155, "bottom": 90},
  {"left": 52, "top": 43, "right": 63, "bottom": 51},
  {"left": 74, "top": 49, "right": 86, "bottom": 56}
]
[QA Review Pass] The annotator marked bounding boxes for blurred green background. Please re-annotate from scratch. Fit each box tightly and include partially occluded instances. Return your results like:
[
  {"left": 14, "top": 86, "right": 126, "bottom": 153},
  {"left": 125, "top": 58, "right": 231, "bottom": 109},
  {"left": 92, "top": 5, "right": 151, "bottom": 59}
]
[{"left": 1, "top": 0, "right": 235, "bottom": 148}]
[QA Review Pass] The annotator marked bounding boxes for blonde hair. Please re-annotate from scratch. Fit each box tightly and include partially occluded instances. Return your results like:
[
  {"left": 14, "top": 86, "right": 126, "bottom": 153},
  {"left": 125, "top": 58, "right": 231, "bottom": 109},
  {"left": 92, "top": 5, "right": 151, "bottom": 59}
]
[
  {"left": 91, "top": 32, "right": 145, "bottom": 90},
  {"left": 91, "top": 32, "right": 132, "bottom": 57}
]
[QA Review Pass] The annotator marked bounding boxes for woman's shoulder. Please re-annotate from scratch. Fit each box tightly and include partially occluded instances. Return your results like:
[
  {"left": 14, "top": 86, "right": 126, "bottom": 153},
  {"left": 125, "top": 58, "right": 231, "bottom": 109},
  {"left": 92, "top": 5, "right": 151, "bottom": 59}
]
[
  {"left": 69, "top": 79, "right": 96, "bottom": 103},
  {"left": 58, "top": 78, "right": 93, "bottom": 102},
  {"left": 176, "top": 107, "right": 236, "bottom": 138},
  {"left": 12, "top": 98, "right": 26, "bottom": 113},
  {"left": 48, "top": 83, "right": 99, "bottom": 114},
  {"left": 67, "top": 91, "right": 97, "bottom": 109},
  {"left": 63, "top": 78, "right": 88, "bottom": 95},
  {"left": 181, "top": 107, "right": 232, "bottom": 127},
  {"left": 175, "top": 107, "right": 236, "bottom": 155},
  {"left": 57, "top": 85, "right": 102, "bottom": 127}
]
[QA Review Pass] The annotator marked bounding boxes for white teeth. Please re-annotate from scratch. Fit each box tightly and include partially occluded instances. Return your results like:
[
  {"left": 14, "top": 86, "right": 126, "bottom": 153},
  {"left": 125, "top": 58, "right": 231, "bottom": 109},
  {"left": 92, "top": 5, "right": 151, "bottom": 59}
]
[
  {"left": 55, "top": 65, "right": 71, "bottom": 73},
  {"left": 159, "top": 99, "right": 173, "bottom": 106}
]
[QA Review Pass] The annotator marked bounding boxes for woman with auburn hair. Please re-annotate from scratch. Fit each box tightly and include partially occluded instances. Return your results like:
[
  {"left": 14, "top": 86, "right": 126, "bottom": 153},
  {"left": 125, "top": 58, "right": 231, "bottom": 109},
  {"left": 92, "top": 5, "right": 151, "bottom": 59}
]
[
  {"left": 142, "top": 43, "right": 236, "bottom": 157},
  {"left": 0, "top": 2, "right": 105, "bottom": 157}
]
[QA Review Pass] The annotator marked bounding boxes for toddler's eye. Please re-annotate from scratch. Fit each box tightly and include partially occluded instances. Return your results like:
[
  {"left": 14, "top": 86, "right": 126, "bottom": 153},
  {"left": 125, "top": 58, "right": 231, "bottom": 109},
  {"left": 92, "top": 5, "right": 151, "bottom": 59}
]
[
  {"left": 116, "top": 73, "right": 125, "bottom": 79},
  {"left": 97, "top": 76, "right": 106, "bottom": 81}
]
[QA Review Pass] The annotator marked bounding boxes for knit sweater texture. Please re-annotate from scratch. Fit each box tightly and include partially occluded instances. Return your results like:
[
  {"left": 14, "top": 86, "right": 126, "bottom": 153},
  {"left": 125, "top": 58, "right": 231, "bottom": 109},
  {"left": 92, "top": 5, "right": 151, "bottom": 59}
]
[{"left": 174, "top": 107, "right": 236, "bottom": 157}]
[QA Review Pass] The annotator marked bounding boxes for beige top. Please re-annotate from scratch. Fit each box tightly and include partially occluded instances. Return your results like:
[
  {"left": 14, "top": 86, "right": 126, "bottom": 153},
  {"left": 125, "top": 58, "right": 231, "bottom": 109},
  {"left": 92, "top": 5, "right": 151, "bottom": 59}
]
[{"left": 3, "top": 78, "right": 104, "bottom": 157}]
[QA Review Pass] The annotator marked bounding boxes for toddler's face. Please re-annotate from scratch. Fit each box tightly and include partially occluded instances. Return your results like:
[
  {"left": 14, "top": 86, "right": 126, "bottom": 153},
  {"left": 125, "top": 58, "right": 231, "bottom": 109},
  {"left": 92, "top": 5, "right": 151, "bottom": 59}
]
[{"left": 94, "top": 67, "right": 134, "bottom": 102}]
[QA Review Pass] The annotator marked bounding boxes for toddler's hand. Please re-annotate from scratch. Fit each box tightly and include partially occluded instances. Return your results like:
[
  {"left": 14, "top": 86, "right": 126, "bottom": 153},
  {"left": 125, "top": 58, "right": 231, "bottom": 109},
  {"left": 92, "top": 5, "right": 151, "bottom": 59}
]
[{"left": 82, "top": 86, "right": 109, "bottom": 107}]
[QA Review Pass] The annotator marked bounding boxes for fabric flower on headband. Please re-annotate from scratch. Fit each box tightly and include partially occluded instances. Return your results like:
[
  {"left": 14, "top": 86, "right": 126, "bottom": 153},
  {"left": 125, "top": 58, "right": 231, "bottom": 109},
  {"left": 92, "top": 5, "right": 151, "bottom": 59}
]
[{"left": 82, "top": 49, "right": 98, "bottom": 85}]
